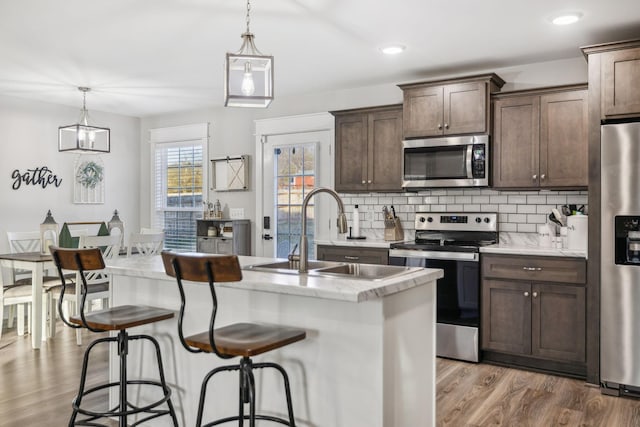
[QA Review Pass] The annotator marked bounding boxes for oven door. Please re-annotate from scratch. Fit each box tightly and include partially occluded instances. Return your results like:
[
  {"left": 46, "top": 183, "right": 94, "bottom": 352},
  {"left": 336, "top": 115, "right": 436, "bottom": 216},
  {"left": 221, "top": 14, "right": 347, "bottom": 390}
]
[
  {"left": 389, "top": 248, "right": 480, "bottom": 362},
  {"left": 402, "top": 135, "right": 488, "bottom": 188}
]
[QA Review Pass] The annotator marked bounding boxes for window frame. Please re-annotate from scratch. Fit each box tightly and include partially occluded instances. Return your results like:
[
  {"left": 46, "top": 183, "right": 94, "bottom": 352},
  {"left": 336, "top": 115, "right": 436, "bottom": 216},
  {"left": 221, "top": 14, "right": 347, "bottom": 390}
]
[{"left": 149, "top": 124, "right": 208, "bottom": 251}]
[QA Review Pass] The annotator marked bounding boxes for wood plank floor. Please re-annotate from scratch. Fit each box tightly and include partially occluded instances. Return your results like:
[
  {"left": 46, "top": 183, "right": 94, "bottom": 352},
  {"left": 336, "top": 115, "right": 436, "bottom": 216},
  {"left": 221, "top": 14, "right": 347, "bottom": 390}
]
[{"left": 2, "top": 321, "right": 640, "bottom": 426}]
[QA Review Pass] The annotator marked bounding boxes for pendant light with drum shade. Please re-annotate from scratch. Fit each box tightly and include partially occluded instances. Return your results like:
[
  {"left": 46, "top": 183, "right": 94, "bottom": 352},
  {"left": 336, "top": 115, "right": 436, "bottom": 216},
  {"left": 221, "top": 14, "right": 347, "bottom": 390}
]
[
  {"left": 58, "top": 87, "right": 110, "bottom": 153},
  {"left": 224, "top": 0, "right": 273, "bottom": 108}
]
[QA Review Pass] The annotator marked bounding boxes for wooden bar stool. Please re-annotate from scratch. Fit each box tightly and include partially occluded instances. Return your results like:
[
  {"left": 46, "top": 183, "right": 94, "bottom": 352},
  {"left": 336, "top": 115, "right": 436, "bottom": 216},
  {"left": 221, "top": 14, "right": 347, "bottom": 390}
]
[
  {"left": 161, "top": 251, "right": 306, "bottom": 427},
  {"left": 51, "top": 246, "right": 178, "bottom": 427}
]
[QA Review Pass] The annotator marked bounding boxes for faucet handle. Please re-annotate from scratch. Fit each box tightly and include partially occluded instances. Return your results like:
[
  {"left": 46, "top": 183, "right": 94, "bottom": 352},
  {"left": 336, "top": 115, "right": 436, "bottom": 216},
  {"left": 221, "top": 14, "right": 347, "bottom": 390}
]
[{"left": 289, "top": 243, "right": 299, "bottom": 256}]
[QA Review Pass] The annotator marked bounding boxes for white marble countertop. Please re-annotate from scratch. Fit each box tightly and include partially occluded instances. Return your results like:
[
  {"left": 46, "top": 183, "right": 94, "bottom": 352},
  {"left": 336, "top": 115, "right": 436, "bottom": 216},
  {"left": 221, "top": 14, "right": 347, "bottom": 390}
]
[
  {"left": 315, "top": 238, "right": 408, "bottom": 248},
  {"left": 480, "top": 232, "right": 587, "bottom": 259},
  {"left": 104, "top": 255, "right": 442, "bottom": 303}
]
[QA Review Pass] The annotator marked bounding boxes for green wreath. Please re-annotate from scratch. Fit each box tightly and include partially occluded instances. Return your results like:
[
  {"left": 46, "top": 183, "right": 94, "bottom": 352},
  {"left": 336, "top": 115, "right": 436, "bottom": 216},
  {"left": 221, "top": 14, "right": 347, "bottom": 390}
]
[{"left": 76, "top": 161, "right": 104, "bottom": 189}]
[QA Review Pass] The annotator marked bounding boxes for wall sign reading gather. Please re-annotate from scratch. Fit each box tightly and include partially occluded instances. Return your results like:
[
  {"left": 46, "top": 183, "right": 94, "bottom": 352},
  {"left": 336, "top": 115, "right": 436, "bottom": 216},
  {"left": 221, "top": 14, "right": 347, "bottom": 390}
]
[{"left": 11, "top": 166, "right": 62, "bottom": 190}]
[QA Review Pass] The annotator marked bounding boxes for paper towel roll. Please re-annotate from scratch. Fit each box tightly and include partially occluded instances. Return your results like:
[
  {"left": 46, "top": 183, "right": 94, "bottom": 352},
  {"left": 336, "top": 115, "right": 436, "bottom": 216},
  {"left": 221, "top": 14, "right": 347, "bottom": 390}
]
[{"left": 567, "top": 215, "right": 588, "bottom": 251}]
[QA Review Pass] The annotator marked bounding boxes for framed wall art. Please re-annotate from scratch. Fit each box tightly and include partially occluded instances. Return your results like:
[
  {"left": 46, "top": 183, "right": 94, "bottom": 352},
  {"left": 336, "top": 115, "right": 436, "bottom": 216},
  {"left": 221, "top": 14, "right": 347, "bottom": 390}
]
[{"left": 73, "top": 155, "right": 105, "bottom": 204}]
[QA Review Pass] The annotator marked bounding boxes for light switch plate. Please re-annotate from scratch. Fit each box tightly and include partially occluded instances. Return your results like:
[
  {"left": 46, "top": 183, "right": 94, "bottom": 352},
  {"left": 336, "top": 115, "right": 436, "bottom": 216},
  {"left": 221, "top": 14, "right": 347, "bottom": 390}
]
[{"left": 230, "top": 208, "right": 244, "bottom": 219}]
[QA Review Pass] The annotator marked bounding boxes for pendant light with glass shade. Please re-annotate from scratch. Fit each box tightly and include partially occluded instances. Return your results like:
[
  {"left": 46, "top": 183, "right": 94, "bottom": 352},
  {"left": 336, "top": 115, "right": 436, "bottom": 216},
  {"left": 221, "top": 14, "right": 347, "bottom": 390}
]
[
  {"left": 58, "top": 87, "right": 110, "bottom": 153},
  {"left": 224, "top": 0, "right": 274, "bottom": 108}
]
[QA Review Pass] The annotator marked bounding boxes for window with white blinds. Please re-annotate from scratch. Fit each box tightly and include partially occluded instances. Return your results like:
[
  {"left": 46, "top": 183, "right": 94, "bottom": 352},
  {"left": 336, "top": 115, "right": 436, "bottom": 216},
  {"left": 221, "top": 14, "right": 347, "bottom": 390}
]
[{"left": 150, "top": 124, "right": 208, "bottom": 251}]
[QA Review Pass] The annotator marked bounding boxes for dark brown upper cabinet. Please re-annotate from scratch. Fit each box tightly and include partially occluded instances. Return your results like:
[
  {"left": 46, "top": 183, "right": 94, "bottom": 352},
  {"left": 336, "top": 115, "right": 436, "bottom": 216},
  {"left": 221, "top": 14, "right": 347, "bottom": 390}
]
[
  {"left": 398, "top": 74, "right": 505, "bottom": 139},
  {"left": 583, "top": 40, "right": 640, "bottom": 119},
  {"left": 331, "top": 104, "right": 403, "bottom": 192},
  {"left": 492, "top": 85, "right": 588, "bottom": 189}
]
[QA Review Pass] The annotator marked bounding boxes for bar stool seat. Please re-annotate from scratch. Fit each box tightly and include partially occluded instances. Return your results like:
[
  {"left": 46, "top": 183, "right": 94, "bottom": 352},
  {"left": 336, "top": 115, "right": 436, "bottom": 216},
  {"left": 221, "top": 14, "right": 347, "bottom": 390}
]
[
  {"left": 51, "top": 246, "right": 178, "bottom": 427},
  {"left": 162, "top": 251, "right": 306, "bottom": 427},
  {"left": 185, "top": 322, "right": 305, "bottom": 357},
  {"left": 69, "top": 304, "right": 173, "bottom": 330}
]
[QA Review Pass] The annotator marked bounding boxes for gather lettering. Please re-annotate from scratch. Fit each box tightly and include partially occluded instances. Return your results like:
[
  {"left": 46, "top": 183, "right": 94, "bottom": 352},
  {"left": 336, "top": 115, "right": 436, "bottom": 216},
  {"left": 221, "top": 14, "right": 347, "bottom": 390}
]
[{"left": 11, "top": 167, "right": 62, "bottom": 190}]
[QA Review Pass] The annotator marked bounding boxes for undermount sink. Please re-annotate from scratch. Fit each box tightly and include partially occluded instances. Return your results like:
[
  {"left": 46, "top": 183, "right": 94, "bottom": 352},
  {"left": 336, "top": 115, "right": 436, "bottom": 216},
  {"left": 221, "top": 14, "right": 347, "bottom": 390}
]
[
  {"left": 310, "top": 263, "right": 414, "bottom": 281},
  {"left": 243, "top": 260, "right": 416, "bottom": 281},
  {"left": 243, "top": 260, "right": 336, "bottom": 274}
]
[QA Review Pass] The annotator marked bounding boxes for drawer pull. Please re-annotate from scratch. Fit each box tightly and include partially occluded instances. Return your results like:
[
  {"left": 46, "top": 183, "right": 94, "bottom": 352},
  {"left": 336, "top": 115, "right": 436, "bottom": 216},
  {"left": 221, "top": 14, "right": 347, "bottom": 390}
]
[
  {"left": 522, "top": 267, "right": 542, "bottom": 271},
  {"left": 344, "top": 255, "right": 360, "bottom": 261},
  {"left": 533, "top": 292, "right": 538, "bottom": 298},
  {"left": 524, "top": 291, "right": 530, "bottom": 297}
]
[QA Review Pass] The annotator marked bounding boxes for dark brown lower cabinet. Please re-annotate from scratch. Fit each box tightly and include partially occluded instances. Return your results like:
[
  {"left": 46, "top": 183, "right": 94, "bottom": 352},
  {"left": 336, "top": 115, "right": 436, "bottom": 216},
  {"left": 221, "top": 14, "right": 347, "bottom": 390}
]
[{"left": 481, "top": 254, "right": 586, "bottom": 378}]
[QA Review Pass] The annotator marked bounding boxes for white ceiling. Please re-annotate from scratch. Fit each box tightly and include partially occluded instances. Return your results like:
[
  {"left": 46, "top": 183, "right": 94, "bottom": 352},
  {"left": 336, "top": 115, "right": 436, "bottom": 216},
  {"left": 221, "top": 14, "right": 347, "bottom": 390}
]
[{"left": 1, "top": 0, "right": 639, "bottom": 117}]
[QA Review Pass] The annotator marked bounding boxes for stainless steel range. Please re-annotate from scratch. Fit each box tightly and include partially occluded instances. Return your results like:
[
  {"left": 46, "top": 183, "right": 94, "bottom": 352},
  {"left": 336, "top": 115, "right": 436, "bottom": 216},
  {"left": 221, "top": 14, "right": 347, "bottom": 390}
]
[{"left": 389, "top": 212, "right": 498, "bottom": 362}]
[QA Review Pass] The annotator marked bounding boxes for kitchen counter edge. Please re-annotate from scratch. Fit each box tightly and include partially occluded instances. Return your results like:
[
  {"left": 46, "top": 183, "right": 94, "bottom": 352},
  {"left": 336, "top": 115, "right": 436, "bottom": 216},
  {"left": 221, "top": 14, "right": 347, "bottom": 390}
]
[{"left": 104, "top": 255, "right": 443, "bottom": 303}]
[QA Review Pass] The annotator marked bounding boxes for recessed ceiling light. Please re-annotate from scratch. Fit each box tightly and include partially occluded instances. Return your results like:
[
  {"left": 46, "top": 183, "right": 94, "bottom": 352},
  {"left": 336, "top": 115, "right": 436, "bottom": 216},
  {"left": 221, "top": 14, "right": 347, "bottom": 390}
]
[
  {"left": 380, "top": 45, "right": 406, "bottom": 55},
  {"left": 551, "top": 13, "right": 582, "bottom": 25}
]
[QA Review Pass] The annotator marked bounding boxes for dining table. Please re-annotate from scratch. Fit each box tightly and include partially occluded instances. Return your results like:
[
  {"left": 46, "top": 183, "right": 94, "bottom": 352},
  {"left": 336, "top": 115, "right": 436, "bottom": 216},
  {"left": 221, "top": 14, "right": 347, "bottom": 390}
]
[{"left": 0, "top": 251, "right": 54, "bottom": 349}]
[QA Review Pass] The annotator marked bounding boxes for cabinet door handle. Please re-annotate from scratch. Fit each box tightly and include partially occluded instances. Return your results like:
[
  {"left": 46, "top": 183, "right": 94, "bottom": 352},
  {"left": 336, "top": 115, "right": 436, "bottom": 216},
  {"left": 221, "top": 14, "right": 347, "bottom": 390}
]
[
  {"left": 444, "top": 123, "right": 449, "bottom": 129},
  {"left": 368, "top": 180, "right": 372, "bottom": 184},
  {"left": 532, "top": 174, "right": 537, "bottom": 180},
  {"left": 362, "top": 180, "right": 366, "bottom": 184},
  {"left": 344, "top": 255, "right": 360, "bottom": 261},
  {"left": 522, "top": 267, "right": 543, "bottom": 271},
  {"left": 532, "top": 292, "right": 538, "bottom": 298},
  {"left": 438, "top": 123, "right": 443, "bottom": 130},
  {"left": 541, "top": 174, "right": 546, "bottom": 180},
  {"left": 524, "top": 291, "right": 530, "bottom": 297}
]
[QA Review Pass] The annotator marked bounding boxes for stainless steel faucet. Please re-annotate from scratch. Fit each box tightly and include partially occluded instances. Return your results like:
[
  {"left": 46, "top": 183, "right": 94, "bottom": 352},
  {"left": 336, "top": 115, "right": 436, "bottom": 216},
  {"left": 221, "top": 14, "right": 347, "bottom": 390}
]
[{"left": 299, "top": 187, "right": 348, "bottom": 273}]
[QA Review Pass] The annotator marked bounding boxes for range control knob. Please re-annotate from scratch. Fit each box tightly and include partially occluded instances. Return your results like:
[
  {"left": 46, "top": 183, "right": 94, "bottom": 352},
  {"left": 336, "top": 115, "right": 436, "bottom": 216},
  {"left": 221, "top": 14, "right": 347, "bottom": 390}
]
[
  {"left": 484, "top": 217, "right": 491, "bottom": 223},
  {"left": 419, "top": 216, "right": 426, "bottom": 223},
  {"left": 427, "top": 217, "right": 433, "bottom": 223},
  {"left": 475, "top": 217, "right": 482, "bottom": 223}
]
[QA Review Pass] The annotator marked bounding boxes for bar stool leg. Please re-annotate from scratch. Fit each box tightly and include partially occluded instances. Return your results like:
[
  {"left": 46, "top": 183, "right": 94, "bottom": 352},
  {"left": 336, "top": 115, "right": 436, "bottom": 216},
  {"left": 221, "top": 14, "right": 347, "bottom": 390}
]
[
  {"left": 70, "top": 335, "right": 116, "bottom": 426},
  {"left": 118, "top": 330, "right": 128, "bottom": 427},
  {"left": 255, "top": 362, "right": 297, "bottom": 426}
]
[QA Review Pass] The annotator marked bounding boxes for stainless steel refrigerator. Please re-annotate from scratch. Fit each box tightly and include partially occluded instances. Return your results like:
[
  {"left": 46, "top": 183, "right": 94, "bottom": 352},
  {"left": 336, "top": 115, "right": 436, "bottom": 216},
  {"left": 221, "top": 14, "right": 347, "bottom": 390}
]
[{"left": 601, "top": 121, "right": 640, "bottom": 396}]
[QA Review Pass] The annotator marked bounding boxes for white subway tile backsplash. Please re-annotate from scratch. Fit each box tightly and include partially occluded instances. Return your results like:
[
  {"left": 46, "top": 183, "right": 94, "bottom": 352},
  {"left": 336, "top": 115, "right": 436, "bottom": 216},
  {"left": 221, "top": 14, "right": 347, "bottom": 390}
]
[
  {"left": 546, "top": 195, "right": 567, "bottom": 204},
  {"left": 481, "top": 204, "right": 499, "bottom": 212},
  {"left": 508, "top": 195, "right": 527, "bottom": 204},
  {"left": 489, "top": 195, "right": 508, "bottom": 204},
  {"left": 392, "top": 196, "right": 408, "bottom": 204},
  {"left": 567, "top": 195, "right": 588, "bottom": 205},
  {"left": 439, "top": 196, "right": 456, "bottom": 204},
  {"left": 518, "top": 223, "right": 537, "bottom": 233},
  {"left": 337, "top": 189, "right": 587, "bottom": 240},
  {"left": 423, "top": 196, "right": 438, "bottom": 204},
  {"left": 527, "top": 214, "right": 547, "bottom": 223},
  {"left": 518, "top": 205, "right": 537, "bottom": 214},
  {"left": 509, "top": 214, "right": 528, "bottom": 223},
  {"left": 500, "top": 223, "right": 517, "bottom": 232},
  {"left": 472, "top": 196, "right": 491, "bottom": 204},
  {"left": 526, "top": 195, "right": 547, "bottom": 204},
  {"left": 499, "top": 204, "right": 517, "bottom": 213}
]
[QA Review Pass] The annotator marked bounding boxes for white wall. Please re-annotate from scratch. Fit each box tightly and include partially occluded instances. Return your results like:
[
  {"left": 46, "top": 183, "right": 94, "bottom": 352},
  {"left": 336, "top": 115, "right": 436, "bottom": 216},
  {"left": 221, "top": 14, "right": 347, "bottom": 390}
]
[
  {"left": 139, "top": 56, "right": 589, "bottom": 254},
  {"left": 0, "top": 94, "right": 140, "bottom": 253}
]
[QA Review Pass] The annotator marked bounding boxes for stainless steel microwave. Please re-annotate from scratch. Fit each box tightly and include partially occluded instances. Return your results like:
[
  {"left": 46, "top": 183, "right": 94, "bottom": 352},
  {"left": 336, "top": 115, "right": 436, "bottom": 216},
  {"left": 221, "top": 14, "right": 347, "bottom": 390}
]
[{"left": 402, "top": 135, "right": 489, "bottom": 189}]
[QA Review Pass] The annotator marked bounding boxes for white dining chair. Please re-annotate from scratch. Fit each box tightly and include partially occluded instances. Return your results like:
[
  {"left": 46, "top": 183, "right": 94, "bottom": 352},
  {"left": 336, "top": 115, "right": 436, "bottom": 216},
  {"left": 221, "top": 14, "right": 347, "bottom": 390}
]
[
  {"left": 3, "top": 231, "right": 66, "bottom": 339},
  {"left": 127, "top": 232, "right": 164, "bottom": 257}
]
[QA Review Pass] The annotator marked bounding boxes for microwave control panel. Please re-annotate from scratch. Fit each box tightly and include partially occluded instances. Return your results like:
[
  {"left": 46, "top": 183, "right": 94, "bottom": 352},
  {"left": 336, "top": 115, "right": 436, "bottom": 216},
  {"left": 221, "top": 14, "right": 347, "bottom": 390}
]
[{"left": 472, "top": 145, "right": 486, "bottom": 178}]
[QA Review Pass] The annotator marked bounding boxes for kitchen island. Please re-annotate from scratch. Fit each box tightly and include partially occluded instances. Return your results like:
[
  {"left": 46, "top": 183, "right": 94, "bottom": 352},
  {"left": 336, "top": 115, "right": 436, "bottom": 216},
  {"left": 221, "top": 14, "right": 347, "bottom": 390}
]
[{"left": 103, "top": 255, "right": 442, "bottom": 427}]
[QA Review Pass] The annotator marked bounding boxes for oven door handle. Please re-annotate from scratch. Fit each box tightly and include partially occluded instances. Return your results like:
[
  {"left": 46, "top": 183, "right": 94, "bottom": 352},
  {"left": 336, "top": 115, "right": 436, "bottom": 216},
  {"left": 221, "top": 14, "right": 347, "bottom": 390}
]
[{"left": 389, "top": 249, "right": 479, "bottom": 262}]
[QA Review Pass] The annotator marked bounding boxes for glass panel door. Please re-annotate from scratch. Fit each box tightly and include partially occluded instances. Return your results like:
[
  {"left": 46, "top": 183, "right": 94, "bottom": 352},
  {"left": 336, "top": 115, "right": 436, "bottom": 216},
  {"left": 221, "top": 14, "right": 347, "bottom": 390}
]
[{"left": 275, "top": 144, "right": 316, "bottom": 258}]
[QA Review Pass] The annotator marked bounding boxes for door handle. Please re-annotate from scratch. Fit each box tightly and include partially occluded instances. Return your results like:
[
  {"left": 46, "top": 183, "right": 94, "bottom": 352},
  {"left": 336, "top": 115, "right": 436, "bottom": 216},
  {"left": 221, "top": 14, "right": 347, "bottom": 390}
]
[{"left": 262, "top": 234, "right": 273, "bottom": 240}]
